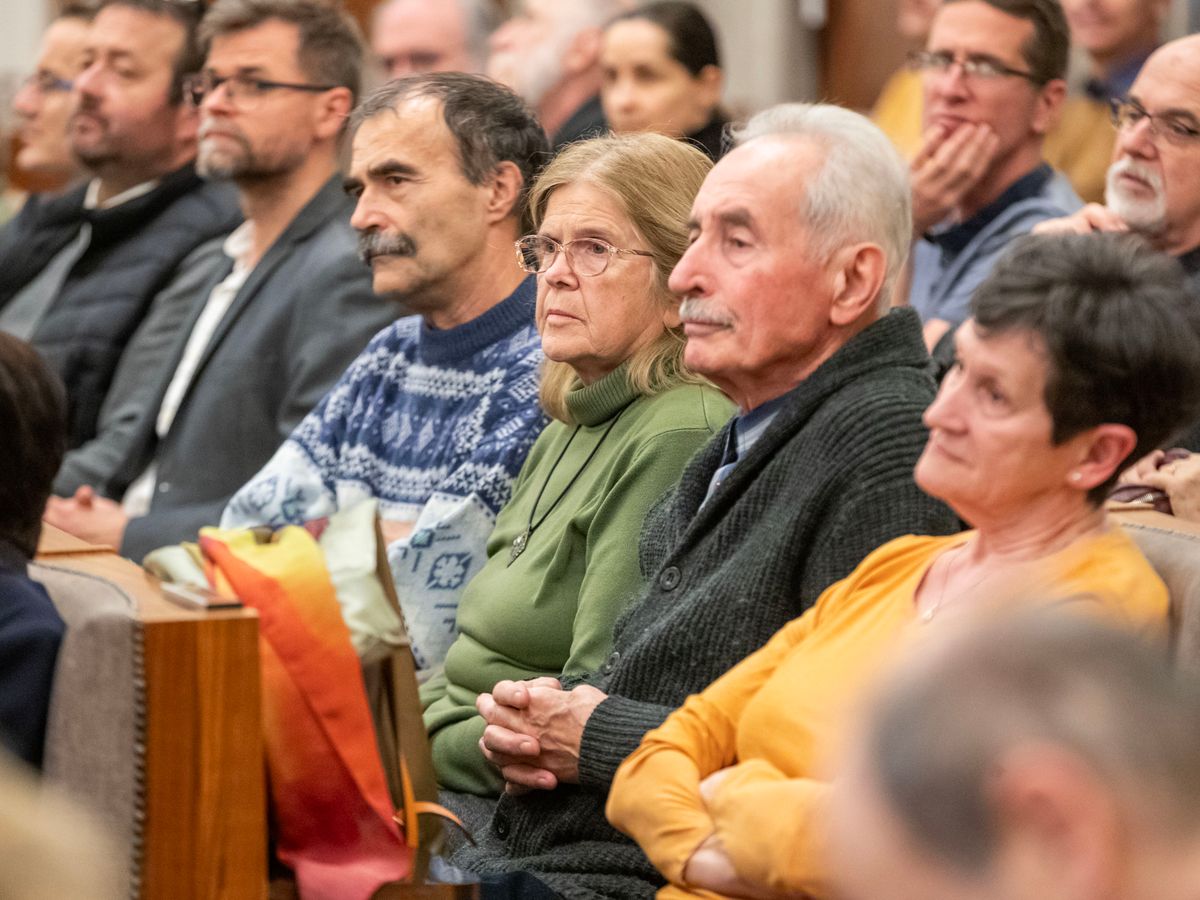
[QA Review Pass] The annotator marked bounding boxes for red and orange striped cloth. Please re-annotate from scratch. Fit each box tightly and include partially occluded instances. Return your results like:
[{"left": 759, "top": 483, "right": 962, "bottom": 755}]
[{"left": 199, "top": 525, "right": 410, "bottom": 899}]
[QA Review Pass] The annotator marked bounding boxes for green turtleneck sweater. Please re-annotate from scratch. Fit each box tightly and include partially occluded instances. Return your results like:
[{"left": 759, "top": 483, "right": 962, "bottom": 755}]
[{"left": 421, "top": 365, "right": 733, "bottom": 796}]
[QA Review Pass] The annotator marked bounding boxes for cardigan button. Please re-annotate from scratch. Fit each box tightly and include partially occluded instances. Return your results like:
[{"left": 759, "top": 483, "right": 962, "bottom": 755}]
[
  {"left": 601, "top": 650, "right": 620, "bottom": 675},
  {"left": 658, "top": 566, "right": 681, "bottom": 590},
  {"left": 493, "top": 814, "right": 510, "bottom": 839}
]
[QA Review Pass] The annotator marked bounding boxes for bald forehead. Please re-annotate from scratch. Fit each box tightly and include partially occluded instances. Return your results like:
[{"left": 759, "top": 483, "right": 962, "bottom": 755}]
[
  {"left": 377, "top": 0, "right": 465, "bottom": 32},
  {"left": 1142, "top": 35, "right": 1200, "bottom": 89},
  {"left": 703, "top": 136, "right": 824, "bottom": 202},
  {"left": 1132, "top": 36, "right": 1200, "bottom": 113},
  {"left": 688, "top": 136, "right": 824, "bottom": 232}
]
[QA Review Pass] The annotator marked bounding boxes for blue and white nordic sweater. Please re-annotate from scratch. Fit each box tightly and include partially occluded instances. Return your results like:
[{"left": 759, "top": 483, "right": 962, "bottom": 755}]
[{"left": 222, "top": 277, "right": 547, "bottom": 668}]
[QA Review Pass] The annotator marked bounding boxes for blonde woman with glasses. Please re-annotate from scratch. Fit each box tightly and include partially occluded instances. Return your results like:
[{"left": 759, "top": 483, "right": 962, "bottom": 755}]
[{"left": 421, "top": 133, "right": 734, "bottom": 798}]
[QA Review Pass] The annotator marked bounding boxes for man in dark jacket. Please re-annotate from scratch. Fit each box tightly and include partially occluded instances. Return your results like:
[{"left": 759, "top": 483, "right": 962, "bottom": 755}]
[
  {"left": 444, "top": 103, "right": 959, "bottom": 899},
  {"left": 0, "top": 0, "right": 240, "bottom": 448},
  {"left": 44, "top": 0, "right": 397, "bottom": 561}
]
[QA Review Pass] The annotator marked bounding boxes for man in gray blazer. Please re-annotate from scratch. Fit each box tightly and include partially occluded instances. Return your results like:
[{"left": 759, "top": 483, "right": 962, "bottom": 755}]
[{"left": 45, "top": 0, "right": 396, "bottom": 560}]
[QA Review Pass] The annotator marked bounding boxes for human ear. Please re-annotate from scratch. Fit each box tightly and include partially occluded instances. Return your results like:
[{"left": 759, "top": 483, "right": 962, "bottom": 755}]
[
  {"left": 173, "top": 100, "right": 200, "bottom": 147},
  {"left": 1031, "top": 78, "right": 1067, "bottom": 136},
  {"left": 1066, "top": 423, "right": 1137, "bottom": 492},
  {"left": 695, "top": 64, "right": 723, "bottom": 109},
  {"left": 313, "top": 86, "right": 353, "bottom": 142},
  {"left": 829, "top": 243, "right": 887, "bottom": 327},
  {"left": 562, "top": 26, "right": 603, "bottom": 77},
  {"left": 990, "top": 744, "right": 1123, "bottom": 900},
  {"left": 483, "top": 160, "right": 525, "bottom": 224}
]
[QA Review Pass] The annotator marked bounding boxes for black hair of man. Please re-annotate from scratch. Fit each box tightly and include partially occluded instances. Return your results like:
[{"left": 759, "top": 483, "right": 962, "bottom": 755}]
[
  {"left": 943, "top": 0, "right": 1069, "bottom": 84},
  {"left": 0, "top": 336, "right": 68, "bottom": 558},
  {"left": 99, "top": 0, "right": 205, "bottom": 104},
  {"left": 198, "top": 0, "right": 365, "bottom": 105},
  {"left": 349, "top": 72, "right": 551, "bottom": 232}
]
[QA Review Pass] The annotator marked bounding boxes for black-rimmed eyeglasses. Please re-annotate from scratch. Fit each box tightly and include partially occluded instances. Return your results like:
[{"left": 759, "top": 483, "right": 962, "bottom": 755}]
[
  {"left": 184, "top": 71, "right": 337, "bottom": 109},
  {"left": 514, "top": 235, "right": 654, "bottom": 277}
]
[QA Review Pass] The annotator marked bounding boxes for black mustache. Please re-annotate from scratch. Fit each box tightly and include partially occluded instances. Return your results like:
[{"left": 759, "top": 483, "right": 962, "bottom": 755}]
[{"left": 358, "top": 231, "right": 417, "bottom": 264}]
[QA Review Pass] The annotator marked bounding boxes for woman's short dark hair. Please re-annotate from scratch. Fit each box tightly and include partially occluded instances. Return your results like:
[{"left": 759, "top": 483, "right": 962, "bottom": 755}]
[
  {"left": 944, "top": 0, "right": 1069, "bottom": 84},
  {"left": 608, "top": 1, "right": 720, "bottom": 76},
  {"left": 349, "top": 73, "right": 550, "bottom": 232},
  {"left": 0, "top": 336, "right": 68, "bottom": 558},
  {"left": 972, "top": 233, "right": 1200, "bottom": 504}
]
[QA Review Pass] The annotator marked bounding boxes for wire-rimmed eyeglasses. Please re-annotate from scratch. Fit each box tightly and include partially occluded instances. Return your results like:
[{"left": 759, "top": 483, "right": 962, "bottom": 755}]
[
  {"left": 907, "top": 50, "right": 1044, "bottom": 84},
  {"left": 1109, "top": 97, "right": 1200, "bottom": 147},
  {"left": 514, "top": 235, "right": 654, "bottom": 277}
]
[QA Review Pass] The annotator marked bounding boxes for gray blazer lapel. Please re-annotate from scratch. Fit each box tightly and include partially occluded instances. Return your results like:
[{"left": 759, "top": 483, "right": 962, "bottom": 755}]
[{"left": 182, "top": 175, "right": 351, "bottom": 391}]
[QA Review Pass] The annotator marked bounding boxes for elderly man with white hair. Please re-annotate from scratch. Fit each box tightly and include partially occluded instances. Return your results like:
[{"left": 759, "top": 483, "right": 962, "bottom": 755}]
[
  {"left": 436, "top": 102, "right": 958, "bottom": 900},
  {"left": 487, "top": 0, "right": 627, "bottom": 150}
]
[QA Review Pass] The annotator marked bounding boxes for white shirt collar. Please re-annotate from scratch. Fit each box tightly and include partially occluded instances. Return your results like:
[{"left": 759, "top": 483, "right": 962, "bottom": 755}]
[{"left": 83, "top": 177, "right": 160, "bottom": 210}]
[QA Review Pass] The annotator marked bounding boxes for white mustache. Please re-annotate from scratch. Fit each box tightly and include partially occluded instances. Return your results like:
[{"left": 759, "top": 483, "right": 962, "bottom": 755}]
[
  {"left": 1108, "top": 158, "right": 1165, "bottom": 195},
  {"left": 678, "top": 297, "right": 732, "bottom": 326}
]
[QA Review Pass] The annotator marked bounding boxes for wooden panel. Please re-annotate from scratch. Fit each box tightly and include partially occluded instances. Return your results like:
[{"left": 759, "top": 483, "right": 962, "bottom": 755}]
[
  {"left": 37, "top": 525, "right": 267, "bottom": 900},
  {"left": 820, "top": 0, "right": 912, "bottom": 111}
]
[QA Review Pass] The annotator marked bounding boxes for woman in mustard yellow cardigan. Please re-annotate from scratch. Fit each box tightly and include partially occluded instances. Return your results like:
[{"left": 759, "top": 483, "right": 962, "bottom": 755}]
[{"left": 607, "top": 235, "right": 1200, "bottom": 899}]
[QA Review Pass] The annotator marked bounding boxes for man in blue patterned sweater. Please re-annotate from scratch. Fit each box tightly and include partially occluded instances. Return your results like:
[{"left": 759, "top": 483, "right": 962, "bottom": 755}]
[{"left": 223, "top": 73, "right": 550, "bottom": 669}]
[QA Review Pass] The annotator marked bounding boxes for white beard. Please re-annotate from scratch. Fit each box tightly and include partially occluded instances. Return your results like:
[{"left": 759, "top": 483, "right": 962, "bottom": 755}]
[{"left": 1106, "top": 158, "right": 1168, "bottom": 235}]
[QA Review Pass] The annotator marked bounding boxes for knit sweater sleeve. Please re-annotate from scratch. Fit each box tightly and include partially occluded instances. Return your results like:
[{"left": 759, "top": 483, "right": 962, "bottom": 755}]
[
  {"left": 385, "top": 365, "right": 548, "bottom": 671},
  {"left": 220, "top": 335, "right": 385, "bottom": 530},
  {"left": 606, "top": 609, "right": 820, "bottom": 887}
]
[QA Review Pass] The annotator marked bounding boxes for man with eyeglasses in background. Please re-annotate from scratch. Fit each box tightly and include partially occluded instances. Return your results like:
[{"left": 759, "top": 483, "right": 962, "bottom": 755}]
[
  {"left": 45, "top": 0, "right": 398, "bottom": 562},
  {"left": 0, "top": 0, "right": 241, "bottom": 452},
  {"left": 9, "top": 3, "right": 94, "bottom": 198},
  {"left": 1044, "top": 0, "right": 1169, "bottom": 204},
  {"left": 905, "top": 0, "right": 1081, "bottom": 352},
  {"left": 1035, "top": 34, "right": 1200, "bottom": 293},
  {"left": 1035, "top": 33, "right": 1200, "bottom": 484}
]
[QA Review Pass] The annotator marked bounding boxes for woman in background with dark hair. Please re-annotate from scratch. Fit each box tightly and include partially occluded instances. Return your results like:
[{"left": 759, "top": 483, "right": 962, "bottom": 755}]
[
  {"left": 0, "top": 334, "right": 68, "bottom": 770},
  {"left": 600, "top": 1, "right": 728, "bottom": 160}
]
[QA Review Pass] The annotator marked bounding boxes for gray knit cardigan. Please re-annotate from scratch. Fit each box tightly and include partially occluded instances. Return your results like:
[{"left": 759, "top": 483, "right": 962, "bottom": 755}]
[{"left": 448, "top": 307, "right": 960, "bottom": 898}]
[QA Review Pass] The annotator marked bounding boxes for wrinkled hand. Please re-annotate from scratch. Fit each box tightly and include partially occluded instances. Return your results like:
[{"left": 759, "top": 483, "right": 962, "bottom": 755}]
[
  {"left": 44, "top": 486, "right": 129, "bottom": 548},
  {"left": 1142, "top": 453, "right": 1200, "bottom": 523},
  {"left": 379, "top": 518, "right": 416, "bottom": 547},
  {"left": 699, "top": 766, "right": 735, "bottom": 807},
  {"left": 1032, "top": 203, "right": 1129, "bottom": 237},
  {"left": 1119, "top": 449, "right": 1166, "bottom": 486},
  {"left": 683, "top": 833, "right": 793, "bottom": 899},
  {"left": 911, "top": 122, "right": 1000, "bottom": 235},
  {"left": 477, "top": 677, "right": 606, "bottom": 793}
]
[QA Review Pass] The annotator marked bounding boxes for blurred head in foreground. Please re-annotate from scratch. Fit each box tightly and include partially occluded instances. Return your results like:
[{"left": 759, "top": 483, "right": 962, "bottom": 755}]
[{"left": 831, "top": 606, "right": 1200, "bottom": 900}]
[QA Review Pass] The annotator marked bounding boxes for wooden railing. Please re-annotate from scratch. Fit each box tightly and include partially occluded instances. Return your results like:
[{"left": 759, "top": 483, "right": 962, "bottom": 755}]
[{"left": 37, "top": 525, "right": 268, "bottom": 900}]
